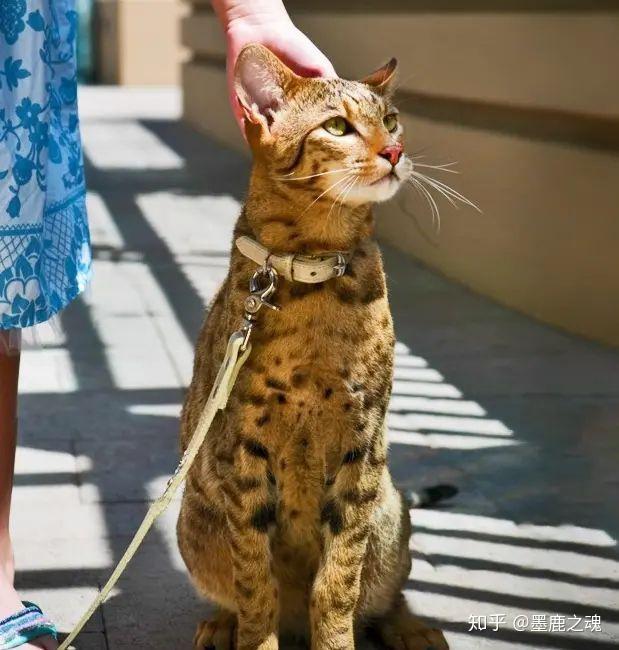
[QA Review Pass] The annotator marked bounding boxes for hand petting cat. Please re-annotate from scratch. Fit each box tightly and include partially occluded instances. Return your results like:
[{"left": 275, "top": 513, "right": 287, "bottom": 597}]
[{"left": 212, "top": 0, "right": 336, "bottom": 133}]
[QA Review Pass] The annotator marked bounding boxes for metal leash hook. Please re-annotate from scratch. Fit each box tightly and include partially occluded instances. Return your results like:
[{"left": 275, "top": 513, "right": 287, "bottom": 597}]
[{"left": 240, "top": 264, "right": 280, "bottom": 351}]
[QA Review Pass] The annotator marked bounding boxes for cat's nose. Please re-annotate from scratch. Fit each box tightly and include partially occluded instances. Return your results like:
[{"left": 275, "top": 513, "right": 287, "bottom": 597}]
[{"left": 378, "top": 144, "right": 403, "bottom": 166}]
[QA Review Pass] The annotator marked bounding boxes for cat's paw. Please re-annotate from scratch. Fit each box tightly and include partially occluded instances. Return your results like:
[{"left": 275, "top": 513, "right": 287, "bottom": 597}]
[
  {"left": 373, "top": 606, "right": 449, "bottom": 650},
  {"left": 380, "top": 621, "right": 448, "bottom": 650},
  {"left": 391, "top": 625, "right": 448, "bottom": 650},
  {"left": 193, "top": 610, "right": 236, "bottom": 650}
]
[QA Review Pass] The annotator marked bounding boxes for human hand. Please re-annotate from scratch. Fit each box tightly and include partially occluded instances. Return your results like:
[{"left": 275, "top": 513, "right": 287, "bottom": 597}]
[{"left": 223, "top": 7, "right": 336, "bottom": 134}]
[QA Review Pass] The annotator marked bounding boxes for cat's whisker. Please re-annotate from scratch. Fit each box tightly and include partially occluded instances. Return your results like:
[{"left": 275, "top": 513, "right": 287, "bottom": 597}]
[
  {"left": 331, "top": 178, "right": 354, "bottom": 208},
  {"left": 332, "top": 176, "right": 359, "bottom": 219},
  {"left": 412, "top": 162, "right": 459, "bottom": 174},
  {"left": 327, "top": 182, "right": 350, "bottom": 220},
  {"left": 338, "top": 178, "right": 359, "bottom": 217},
  {"left": 300, "top": 173, "right": 356, "bottom": 215},
  {"left": 407, "top": 177, "right": 440, "bottom": 230},
  {"left": 327, "top": 175, "right": 358, "bottom": 220},
  {"left": 409, "top": 152, "right": 458, "bottom": 170},
  {"left": 422, "top": 178, "right": 462, "bottom": 211},
  {"left": 342, "top": 177, "right": 359, "bottom": 204},
  {"left": 412, "top": 170, "right": 481, "bottom": 213},
  {"left": 408, "top": 177, "right": 441, "bottom": 232},
  {"left": 275, "top": 167, "right": 352, "bottom": 182},
  {"left": 412, "top": 173, "right": 458, "bottom": 210}
]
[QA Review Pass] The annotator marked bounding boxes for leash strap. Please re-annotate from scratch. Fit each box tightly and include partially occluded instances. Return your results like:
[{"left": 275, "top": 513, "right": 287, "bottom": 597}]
[
  {"left": 235, "top": 236, "right": 349, "bottom": 283},
  {"left": 58, "top": 333, "right": 252, "bottom": 650}
]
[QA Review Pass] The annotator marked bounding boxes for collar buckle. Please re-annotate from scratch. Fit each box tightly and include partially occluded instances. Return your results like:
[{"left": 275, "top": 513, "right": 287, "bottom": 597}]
[{"left": 333, "top": 252, "right": 347, "bottom": 278}]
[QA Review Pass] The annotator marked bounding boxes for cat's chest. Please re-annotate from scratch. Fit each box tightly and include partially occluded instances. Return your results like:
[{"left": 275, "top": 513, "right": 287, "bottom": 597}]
[
  {"left": 236, "top": 283, "right": 394, "bottom": 440},
  {"left": 251, "top": 286, "right": 389, "bottom": 379}
]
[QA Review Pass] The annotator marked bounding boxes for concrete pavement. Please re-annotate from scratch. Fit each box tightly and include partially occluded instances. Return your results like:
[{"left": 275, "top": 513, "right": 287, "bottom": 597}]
[{"left": 12, "top": 86, "right": 619, "bottom": 650}]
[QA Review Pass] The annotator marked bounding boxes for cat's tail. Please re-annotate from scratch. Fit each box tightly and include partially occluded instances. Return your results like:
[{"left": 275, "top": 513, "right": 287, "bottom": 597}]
[{"left": 407, "top": 484, "right": 458, "bottom": 508}]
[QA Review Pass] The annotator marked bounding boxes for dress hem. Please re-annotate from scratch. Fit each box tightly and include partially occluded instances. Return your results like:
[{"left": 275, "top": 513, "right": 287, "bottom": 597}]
[{"left": 0, "top": 265, "right": 92, "bottom": 336}]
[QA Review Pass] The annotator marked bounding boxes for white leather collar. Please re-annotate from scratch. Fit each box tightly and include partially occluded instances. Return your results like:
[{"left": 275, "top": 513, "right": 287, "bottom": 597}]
[{"left": 235, "top": 236, "right": 350, "bottom": 284}]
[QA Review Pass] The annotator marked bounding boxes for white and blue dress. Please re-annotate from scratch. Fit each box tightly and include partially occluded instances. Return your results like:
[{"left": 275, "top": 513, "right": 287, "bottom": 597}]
[{"left": 0, "top": 0, "right": 91, "bottom": 338}]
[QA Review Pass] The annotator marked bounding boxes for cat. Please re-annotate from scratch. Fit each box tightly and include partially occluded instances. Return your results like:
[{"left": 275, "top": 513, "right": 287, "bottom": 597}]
[{"left": 177, "top": 43, "right": 449, "bottom": 650}]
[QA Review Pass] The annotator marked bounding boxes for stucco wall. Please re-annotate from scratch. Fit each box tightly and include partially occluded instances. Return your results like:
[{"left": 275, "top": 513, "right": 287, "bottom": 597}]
[
  {"left": 181, "top": 1, "right": 619, "bottom": 347},
  {"left": 95, "top": 0, "right": 186, "bottom": 84}
]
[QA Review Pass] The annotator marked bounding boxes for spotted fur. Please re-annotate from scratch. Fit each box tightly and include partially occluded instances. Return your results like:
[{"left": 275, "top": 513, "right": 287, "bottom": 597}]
[{"left": 177, "top": 44, "right": 448, "bottom": 650}]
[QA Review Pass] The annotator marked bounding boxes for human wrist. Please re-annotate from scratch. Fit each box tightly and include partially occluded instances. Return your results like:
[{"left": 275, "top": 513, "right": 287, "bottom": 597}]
[{"left": 213, "top": 0, "right": 291, "bottom": 33}]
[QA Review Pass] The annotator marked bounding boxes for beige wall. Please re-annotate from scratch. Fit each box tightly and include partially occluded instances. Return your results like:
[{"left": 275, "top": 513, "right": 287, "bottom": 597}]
[
  {"left": 96, "top": 0, "right": 186, "bottom": 85},
  {"left": 181, "top": 3, "right": 619, "bottom": 347}
]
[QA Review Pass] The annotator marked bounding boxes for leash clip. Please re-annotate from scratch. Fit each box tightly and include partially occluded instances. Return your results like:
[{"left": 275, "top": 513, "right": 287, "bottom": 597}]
[
  {"left": 240, "top": 264, "right": 280, "bottom": 351},
  {"left": 246, "top": 265, "right": 280, "bottom": 314}
]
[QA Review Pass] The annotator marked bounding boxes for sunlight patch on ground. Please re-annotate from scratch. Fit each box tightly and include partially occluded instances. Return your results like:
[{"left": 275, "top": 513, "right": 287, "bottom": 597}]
[
  {"left": 393, "top": 367, "right": 445, "bottom": 382},
  {"left": 409, "top": 589, "right": 618, "bottom": 645},
  {"left": 85, "top": 261, "right": 188, "bottom": 389},
  {"left": 390, "top": 413, "right": 512, "bottom": 436},
  {"left": 18, "top": 348, "right": 77, "bottom": 394},
  {"left": 388, "top": 430, "right": 520, "bottom": 449},
  {"left": 83, "top": 190, "right": 195, "bottom": 388},
  {"left": 137, "top": 192, "right": 240, "bottom": 307},
  {"left": 14, "top": 446, "right": 76, "bottom": 474},
  {"left": 87, "top": 191, "right": 125, "bottom": 249},
  {"left": 389, "top": 342, "right": 514, "bottom": 449},
  {"left": 414, "top": 557, "right": 619, "bottom": 610},
  {"left": 392, "top": 380, "right": 463, "bottom": 398},
  {"left": 78, "top": 85, "right": 182, "bottom": 121},
  {"left": 413, "top": 511, "right": 617, "bottom": 547},
  {"left": 412, "top": 533, "right": 619, "bottom": 580},
  {"left": 410, "top": 513, "right": 618, "bottom": 644},
  {"left": 389, "top": 396, "right": 486, "bottom": 416},
  {"left": 81, "top": 121, "right": 184, "bottom": 170}
]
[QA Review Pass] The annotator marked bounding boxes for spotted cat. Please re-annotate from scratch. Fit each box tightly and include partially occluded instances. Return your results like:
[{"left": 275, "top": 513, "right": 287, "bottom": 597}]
[{"left": 177, "top": 44, "right": 449, "bottom": 650}]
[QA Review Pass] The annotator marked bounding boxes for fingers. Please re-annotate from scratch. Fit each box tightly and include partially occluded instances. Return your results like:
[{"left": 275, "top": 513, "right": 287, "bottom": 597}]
[
  {"left": 224, "top": 21, "right": 337, "bottom": 138},
  {"left": 268, "top": 29, "right": 337, "bottom": 79}
]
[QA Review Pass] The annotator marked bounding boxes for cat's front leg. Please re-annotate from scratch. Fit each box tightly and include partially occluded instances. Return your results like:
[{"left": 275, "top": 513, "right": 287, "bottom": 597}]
[
  {"left": 220, "top": 435, "right": 279, "bottom": 650},
  {"left": 310, "top": 439, "right": 384, "bottom": 650}
]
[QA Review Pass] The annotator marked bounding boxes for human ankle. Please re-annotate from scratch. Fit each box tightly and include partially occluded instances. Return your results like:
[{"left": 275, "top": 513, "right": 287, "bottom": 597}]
[{"left": 0, "top": 531, "right": 14, "bottom": 583}]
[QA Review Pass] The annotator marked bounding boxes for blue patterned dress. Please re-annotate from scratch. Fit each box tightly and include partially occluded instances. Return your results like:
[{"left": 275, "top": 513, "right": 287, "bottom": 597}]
[{"left": 0, "top": 0, "right": 90, "bottom": 334}]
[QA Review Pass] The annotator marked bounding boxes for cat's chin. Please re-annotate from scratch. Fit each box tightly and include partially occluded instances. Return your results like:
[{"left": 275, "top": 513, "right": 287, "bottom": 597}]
[{"left": 346, "top": 174, "right": 403, "bottom": 206}]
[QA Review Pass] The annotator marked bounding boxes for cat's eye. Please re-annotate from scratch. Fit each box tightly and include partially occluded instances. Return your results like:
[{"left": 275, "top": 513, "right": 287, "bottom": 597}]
[
  {"left": 323, "top": 117, "right": 350, "bottom": 136},
  {"left": 383, "top": 114, "right": 399, "bottom": 133}
]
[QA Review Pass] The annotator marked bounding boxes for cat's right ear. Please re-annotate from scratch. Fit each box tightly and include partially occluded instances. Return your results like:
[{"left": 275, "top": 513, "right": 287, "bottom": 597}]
[
  {"left": 360, "top": 58, "right": 398, "bottom": 96},
  {"left": 234, "top": 44, "right": 297, "bottom": 136}
]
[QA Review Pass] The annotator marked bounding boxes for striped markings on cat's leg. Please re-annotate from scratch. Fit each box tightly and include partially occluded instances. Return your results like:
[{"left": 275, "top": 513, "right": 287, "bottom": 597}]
[
  {"left": 220, "top": 436, "right": 279, "bottom": 650},
  {"left": 310, "top": 432, "right": 385, "bottom": 650}
]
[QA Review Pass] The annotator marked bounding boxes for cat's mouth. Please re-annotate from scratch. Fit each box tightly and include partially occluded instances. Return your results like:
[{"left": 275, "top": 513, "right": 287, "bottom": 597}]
[
  {"left": 326, "top": 159, "right": 410, "bottom": 207},
  {"left": 369, "top": 170, "right": 398, "bottom": 186},
  {"left": 340, "top": 169, "right": 403, "bottom": 206}
]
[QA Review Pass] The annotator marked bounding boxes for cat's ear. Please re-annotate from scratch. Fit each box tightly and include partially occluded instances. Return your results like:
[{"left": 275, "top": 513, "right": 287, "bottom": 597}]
[
  {"left": 234, "top": 43, "right": 297, "bottom": 131},
  {"left": 360, "top": 58, "right": 398, "bottom": 95}
]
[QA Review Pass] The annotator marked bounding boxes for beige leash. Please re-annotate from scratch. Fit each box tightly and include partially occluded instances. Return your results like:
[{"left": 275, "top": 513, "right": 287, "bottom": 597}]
[{"left": 58, "top": 264, "right": 280, "bottom": 650}]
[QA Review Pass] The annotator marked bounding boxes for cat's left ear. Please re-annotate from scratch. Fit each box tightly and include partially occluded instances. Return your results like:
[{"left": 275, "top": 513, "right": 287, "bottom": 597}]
[
  {"left": 360, "top": 58, "right": 398, "bottom": 96},
  {"left": 234, "top": 43, "right": 298, "bottom": 134}
]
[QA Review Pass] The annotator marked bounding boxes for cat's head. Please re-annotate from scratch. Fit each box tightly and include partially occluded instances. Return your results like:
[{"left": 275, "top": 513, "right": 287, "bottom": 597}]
[{"left": 234, "top": 44, "right": 410, "bottom": 208}]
